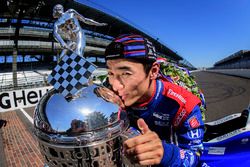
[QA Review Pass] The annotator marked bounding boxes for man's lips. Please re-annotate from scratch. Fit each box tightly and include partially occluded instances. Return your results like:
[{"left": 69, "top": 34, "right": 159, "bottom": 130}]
[
  {"left": 121, "top": 96, "right": 126, "bottom": 101},
  {"left": 119, "top": 94, "right": 127, "bottom": 101}
]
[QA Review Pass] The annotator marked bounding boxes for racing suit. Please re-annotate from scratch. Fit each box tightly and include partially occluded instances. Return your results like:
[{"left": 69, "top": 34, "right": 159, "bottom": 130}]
[{"left": 126, "top": 79, "right": 205, "bottom": 167}]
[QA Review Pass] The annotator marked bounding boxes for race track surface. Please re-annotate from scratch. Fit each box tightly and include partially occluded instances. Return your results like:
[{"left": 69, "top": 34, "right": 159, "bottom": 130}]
[{"left": 193, "top": 71, "right": 250, "bottom": 122}]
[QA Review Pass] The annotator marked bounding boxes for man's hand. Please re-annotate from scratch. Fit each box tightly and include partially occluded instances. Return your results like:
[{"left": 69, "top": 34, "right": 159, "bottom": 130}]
[{"left": 123, "top": 119, "right": 164, "bottom": 166}]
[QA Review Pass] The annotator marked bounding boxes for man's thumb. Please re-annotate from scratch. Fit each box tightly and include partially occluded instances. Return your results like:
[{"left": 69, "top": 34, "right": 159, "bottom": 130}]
[{"left": 137, "top": 118, "right": 150, "bottom": 134}]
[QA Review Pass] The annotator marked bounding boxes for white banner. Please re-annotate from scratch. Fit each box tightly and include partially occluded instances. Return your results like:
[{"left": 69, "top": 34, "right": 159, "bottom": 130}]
[{"left": 0, "top": 86, "right": 52, "bottom": 112}]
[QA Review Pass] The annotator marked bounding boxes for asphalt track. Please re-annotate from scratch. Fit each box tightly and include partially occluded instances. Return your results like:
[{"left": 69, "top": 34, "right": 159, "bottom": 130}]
[{"left": 193, "top": 71, "right": 250, "bottom": 122}]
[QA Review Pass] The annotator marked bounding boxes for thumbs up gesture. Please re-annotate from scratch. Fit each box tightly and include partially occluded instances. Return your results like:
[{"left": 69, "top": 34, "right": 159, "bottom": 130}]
[{"left": 123, "top": 118, "right": 164, "bottom": 166}]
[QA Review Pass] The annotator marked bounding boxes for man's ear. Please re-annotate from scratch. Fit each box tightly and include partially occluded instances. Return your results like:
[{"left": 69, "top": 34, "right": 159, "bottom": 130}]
[{"left": 150, "top": 62, "right": 160, "bottom": 80}]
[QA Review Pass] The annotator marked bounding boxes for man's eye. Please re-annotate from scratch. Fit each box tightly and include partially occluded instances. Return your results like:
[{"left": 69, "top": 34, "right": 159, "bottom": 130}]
[
  {"left": 122, "top": 72, "right": 131, "bottom": 76},
  {"left": 107, "top": 72, "right": 113, "bottom": 76}
]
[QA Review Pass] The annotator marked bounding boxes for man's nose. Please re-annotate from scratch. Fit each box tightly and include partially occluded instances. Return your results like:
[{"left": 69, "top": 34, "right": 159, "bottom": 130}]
[{"left": 111, "top": 78, "right": 124, "bottom": 92}]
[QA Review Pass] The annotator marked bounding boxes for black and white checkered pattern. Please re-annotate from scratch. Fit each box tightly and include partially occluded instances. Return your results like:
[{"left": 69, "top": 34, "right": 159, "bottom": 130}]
[{"left": 48, "top": 53, "right": 96, "bottom": 97}]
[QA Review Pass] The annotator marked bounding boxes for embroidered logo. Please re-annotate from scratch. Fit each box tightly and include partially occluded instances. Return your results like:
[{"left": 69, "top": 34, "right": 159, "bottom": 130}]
[
  {"left": 131, "top": 106, "right": 147, "bottom": 110},
  {"left": 180, "top": 149, "right": 185, "bottom": 159},
  {"left": 167, "top": 89, "right": 186, "bottom": 104},
  {"left": 188, "top": 129, "right": 202, "bottom": 139},
  {"left": 188, "top": 116, "right": 200, "bottom": 128},
  {"left": 153, "top": 112, "right": 170, "bottom": 120},
  {"left": 154, "top": 121, "right": 169, "bottom": 127},
  {"left": 174, "top": 109, "right": 186, "bottom": 127}
]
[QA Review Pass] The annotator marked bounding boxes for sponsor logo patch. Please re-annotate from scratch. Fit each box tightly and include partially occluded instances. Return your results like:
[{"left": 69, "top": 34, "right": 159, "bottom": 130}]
[
  {"left": 188, "top": 129, "right": 202, "bottom": 139},
  {"left": 188, "top": 116, "right": 200, "bottom": 128},
  {"left": 167, "top": 89, "right": 186, "bottom": 104},
  {"left": 153, "top": 112, "right": 170, "bottom": 120},
  {"left": 189, "top": 139, "right": 202, "bottom": 145},
  {"left": 154, "top": 121, "right": 169, "bottom": 127},
  {"left": 131, "top": 106, "right": 148, "bottom": 110},
  {"left": 174, "top": 109, "right": 186, "bottom": 127},
  {"left": 180, "top": 149, "right": 185, "bottom": 159}
]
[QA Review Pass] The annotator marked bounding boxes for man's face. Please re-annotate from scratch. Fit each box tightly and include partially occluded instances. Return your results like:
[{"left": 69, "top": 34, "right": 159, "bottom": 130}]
[
  {"left": 107, "top": 59, "right": 152, "bottom": 107},
  {"left": 53, "top": 5, "right": 63, "bottom": 18}
]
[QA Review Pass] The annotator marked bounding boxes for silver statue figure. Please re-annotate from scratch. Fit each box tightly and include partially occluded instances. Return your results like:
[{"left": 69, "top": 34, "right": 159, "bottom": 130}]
[{"left": 53, "top": 4, "right": 107, "bottom": 57}]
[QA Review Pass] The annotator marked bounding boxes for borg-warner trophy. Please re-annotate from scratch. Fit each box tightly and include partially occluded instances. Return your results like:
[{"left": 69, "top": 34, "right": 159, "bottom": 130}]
[{"left": 33, "top": 4, "right": 142, "bottom": 167}]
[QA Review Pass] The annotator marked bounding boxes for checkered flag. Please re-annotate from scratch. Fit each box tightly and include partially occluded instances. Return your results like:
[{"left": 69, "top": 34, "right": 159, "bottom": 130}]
[{"left": 48, "top": 53, "right": 96, "bottom": 98}]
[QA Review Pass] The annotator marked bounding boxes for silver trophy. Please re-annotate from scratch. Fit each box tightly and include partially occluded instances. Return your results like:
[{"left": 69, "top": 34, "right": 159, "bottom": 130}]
[
  {"left": 34, "top": 86, "right": 132, "bottom": 167},
  {"left": 34, "top": 4, "right": 142, "bottom": 167}
]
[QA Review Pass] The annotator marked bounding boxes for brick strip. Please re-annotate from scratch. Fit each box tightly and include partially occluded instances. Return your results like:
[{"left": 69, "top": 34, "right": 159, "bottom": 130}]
[
  {"left": 1, "top": 111, "right": 44, "bottom": 167},
  {"left": 0, "top": 112, "right": 8, "bottom": 167}
]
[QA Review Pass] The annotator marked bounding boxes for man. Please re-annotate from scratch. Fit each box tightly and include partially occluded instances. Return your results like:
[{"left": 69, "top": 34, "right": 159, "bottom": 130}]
[
  {"left": 104, "top": 34, "right": 204, "bottom": 166},
  {"left": 53, "top": 4, "right": 107, "bottom": 58}
]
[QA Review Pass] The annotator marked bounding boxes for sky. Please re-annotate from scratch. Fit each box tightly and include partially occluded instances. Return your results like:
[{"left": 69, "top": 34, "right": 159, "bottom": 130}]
[{"left": 78, "top": 0, "right": 250, "bottom": 68}]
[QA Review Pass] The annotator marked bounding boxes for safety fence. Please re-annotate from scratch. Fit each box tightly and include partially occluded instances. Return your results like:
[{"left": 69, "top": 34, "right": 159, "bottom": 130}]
[{"left": 0, "top": 70, "right": 50, "bottom": 92}]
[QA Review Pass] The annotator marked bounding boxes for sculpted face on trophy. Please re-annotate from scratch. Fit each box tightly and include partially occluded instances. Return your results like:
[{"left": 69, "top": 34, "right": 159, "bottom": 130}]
[
  {"left": 33, "top": 4, "right": 143, "bottom": 167},
  {"left": 52, "top": 4, "right": 64, "bottom": 18}
]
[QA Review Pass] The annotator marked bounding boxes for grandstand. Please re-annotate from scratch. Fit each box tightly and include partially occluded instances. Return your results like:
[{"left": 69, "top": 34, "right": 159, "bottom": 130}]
[
  {"left": 0, "top": 0, "right": 195, "bottom": 92},
  {"left": 214, "top": 50, "right": 250, "bottom": 69}
]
